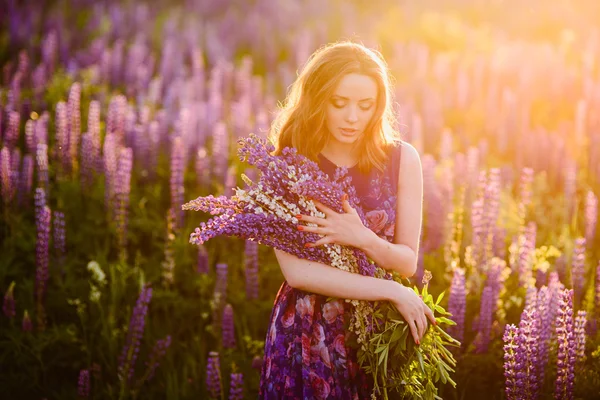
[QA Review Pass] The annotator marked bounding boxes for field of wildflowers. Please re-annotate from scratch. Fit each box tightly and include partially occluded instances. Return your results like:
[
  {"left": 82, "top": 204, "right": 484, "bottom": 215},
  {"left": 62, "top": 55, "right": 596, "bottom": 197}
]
[{"left": 1, "top": 0, "right": 599, "bottom": 399}]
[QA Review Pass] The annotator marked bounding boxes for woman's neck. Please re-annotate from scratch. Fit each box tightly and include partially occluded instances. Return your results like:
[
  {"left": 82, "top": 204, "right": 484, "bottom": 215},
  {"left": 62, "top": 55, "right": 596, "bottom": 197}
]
[{"left": 320, "top": 143, "right": 360, "bottom": 168}]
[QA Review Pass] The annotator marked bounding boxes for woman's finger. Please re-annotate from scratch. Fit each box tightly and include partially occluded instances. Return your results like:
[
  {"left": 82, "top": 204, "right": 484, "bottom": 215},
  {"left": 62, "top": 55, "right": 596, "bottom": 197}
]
[
  {"left": 298, "top": 225, "right": 329, "bottom": 235},
  {"left": 424, "top": 305, "right": 436, "bottom": 326},
  {"left": 420, "top": 314, "right": 429, "bottom": 339},
  {"left": 415, "top": 316, "right": 425, "bottom": 341},
  {"left": 408, "top": 319, "right": 420, "bottom": 344},
  {"left": 307, "top": 236, "right": 335, "bottom": 247},
  {"left": 312, "top": 200, "right": 335, "bottom": 216},
  {"left": 296, "top": 214, "right": 325, "bottom": 225}
]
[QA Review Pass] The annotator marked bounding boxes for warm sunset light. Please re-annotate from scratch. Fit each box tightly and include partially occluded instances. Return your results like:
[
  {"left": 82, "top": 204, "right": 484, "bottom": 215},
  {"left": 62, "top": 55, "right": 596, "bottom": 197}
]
[{"left": 1, "top": 1, "right": 599, "bottom": 399}]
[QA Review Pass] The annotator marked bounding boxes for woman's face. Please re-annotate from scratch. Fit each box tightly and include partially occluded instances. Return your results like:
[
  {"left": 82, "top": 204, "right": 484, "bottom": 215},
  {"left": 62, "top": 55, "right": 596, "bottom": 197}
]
[{"left": 325, "top": 73, "right": 378, "bottom": 146}]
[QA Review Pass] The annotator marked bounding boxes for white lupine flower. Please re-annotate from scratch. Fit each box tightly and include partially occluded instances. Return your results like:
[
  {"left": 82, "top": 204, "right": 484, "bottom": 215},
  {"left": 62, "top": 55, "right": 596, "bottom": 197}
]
[
  {"left": 90, "top": 284, "right": 101, "bottom": 302},
  {"left": 87, "top": 261, "right": 106, "bottom": 285}
]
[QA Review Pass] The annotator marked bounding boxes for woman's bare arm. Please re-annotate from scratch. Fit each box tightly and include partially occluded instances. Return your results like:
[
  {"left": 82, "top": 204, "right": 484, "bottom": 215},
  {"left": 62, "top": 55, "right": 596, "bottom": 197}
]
[{"left": 274, "top": 248, "right": 401, "bottom": 302}]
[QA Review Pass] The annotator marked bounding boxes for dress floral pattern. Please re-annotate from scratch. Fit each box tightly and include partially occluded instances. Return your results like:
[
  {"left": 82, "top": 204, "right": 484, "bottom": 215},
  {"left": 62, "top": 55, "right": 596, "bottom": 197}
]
[{"left": 258, "top": 142, "right": 403, "bottom": 399}]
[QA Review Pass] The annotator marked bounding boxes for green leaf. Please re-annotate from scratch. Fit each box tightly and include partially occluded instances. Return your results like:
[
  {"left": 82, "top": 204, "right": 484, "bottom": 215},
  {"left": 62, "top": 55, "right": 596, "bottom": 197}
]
[
  {"left": 390, "top": 327, "right": 403, "bottom": 343},
  {"left": 416, "top": 350, "right": 425, "bottom": 373},
  {"left": 434, "top": 305, "right": 451, "bottom": 315},
  {"left": 435, "top": 291, "right": 445, "bottom": 305},
  {"left": 378, "top": 346, "right": 388, "bottom": 366},
  {"left": 437, "top": 317, "right": 456, "bottom": 326}
]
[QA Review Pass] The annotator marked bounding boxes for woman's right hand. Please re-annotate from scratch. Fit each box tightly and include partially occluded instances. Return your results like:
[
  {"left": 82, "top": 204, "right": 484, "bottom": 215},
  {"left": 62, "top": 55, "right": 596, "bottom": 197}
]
[{"left": 388, "top": 283, "right": 436, "bottom": 345}]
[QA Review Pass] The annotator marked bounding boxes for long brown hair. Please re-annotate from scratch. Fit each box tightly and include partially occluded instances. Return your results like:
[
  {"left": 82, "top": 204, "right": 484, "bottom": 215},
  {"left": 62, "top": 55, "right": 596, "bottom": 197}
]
[{"left": 269, "top": 41, "right": 400, "bottom": 173}]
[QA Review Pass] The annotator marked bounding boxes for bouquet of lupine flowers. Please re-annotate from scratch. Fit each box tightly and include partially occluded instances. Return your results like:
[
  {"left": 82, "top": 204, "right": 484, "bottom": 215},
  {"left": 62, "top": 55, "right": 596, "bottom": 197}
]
[{"left": 182, "top": 134, "right": 459, "bottom": 399}]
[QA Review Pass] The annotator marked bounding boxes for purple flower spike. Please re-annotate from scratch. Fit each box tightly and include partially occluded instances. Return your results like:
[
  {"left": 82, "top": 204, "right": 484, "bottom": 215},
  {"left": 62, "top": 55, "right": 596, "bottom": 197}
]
[
  {"left": 78, "top": 369, "right": 90, "bottom": 398},
  {"left": 3, "top": 282, "right": 16, "bottom": 319},
  {"left": 474, "top": 286, "right": 493, "bottom": 353},
  {"left": 222, "top": 304, "right": 235, "bottom": 348},
  {"left": 447, "top": 268, "right": 466, "bottom": 343},
  {"left": 244, "top": 240, "right": 259, "bottom": 300},
  {"left": 197, "top": 244, "right": 209, "bottom": 274},
  {"left": 215, "top": 263, "right": 228, "bottom": 296},
  {"left": 146, "top": 335, "right": 172, "bottom": 381},
  {"left": 554, "top": 289, "right": 575, "bottom": 400},
  {"left": 518, "top": 300, "right": 540, "bottom": 398},
  {"left": 585, "top": 190, "right": 597, "bottom": 245},
  {"left": 503, "top": 324, "right": 525, "bottom": 400},
  {"left": 571, "top": 237, "right": 586, "bottom": 306},
  {"left": 573, "top": 311, "right": 587, "bottom": 361},
  {"left": 229, "top": 372, "right": 244, "bottom": 400},
  {"left": 118, "top": 285, "right": 153, "bottom": 383},
  {"left": 53, "top": 211, "right": 66, "bottom": 267},
  {"left": 22, "top": 310, "right": 32, "bottom": 332},
  {"left": 206, "top": 351, "right": 222, "bottom": 399}
]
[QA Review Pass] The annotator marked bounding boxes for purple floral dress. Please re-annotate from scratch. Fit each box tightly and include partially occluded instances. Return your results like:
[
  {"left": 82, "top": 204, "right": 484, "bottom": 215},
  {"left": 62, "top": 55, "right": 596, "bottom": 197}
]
[{"left": 258, "top": 142, "right": 403, "bottom": 399}]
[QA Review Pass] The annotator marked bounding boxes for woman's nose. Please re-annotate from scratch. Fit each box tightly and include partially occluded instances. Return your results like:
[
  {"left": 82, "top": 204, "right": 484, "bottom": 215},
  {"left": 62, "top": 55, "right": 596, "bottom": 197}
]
[{"left": 345, "top": 106, "right": 358, "bottom": 123}]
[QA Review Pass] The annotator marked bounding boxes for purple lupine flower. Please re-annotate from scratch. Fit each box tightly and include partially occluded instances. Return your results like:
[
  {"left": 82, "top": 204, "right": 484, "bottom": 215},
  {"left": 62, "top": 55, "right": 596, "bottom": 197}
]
[
  {"left": 162, "top": 208, "right": 176, "bottom": 286},
  {"left": 170, "top": 135, "right": 185, "bottom": 230},
  {"left": 229, "top": 372, "right": 244, "bottom": 400},
  {"left": 22, "top": 310, "right": 32, "bottom": 332},
  {"left": 517, "top": 167, "right": 534, "bottom": 227},
  {"left": 518, "top": 298, "right": 540, "bottom": 399},
  {"left": 25, "top": 119, "right": 36, "bottom": 154},
  {"left": 87, "top": 100, "right": 102, "bottom": 173},
  {"left": 422, "top": 155, "right": 444, "bottom": 252},
  {"left": 555, "top": 289, "right": 576, "bottom": 400},
  {"left": 197, "top": 244, "right": 209, "bottom": 274},
  {"left": 571, "top": 237, "right": 586, "bottom": 306},
  {"left": 596, "top": 261, "right": 600, "bottom": 322},
  {"left": 10, "top": 148, "right": 20, "bottom": 201},
  {"left": 564, "top": 161, "right": 577, "bottom": 219},
  {"left": 68, "top": 83, "right": 81, "bottom": 176},
  {"left": 3, "top": 282, "right": 16, "bottom": 319},
  {"left": 215, "top": 263, "right": 228, "bottom": 296},
  {"left": 547, "top": 272, "right": 565, "bottom": 336},
  {"left": 78, "top": 369, "right": 90, "bottom": 398},
  {"left": 36, "top": 143, "right": 49, "bottom": 194},
  {"left": 222, "top": 304, "right": 235, "bottom": 348},
  {"left": 224, "top": 165, "right": 237, "bottom": 197},
  {"left": 80, "top": 133, "right": 94, "bottom": 188},
  {"left": 536, "top": 287, "right": 552, "bottom": 376},
  {"left": 55, "top": 101, "right": 69, "bottom": 177},
  {"left": 206, "top": 351, "right": 222, "bottom": 399},
  {"left": 244, "top": 240, "right": 259, "bottom": 300},
  {"left": 573, "top": 311, "right": 587, "bottom": 362},
  {"left": 146, "top": 335, "right": 172, "bottom": 381},
  {"left": 118, "top": 285, "right": 153, "bottom": 383},
  {"left": 518, "top": 222, "right": 536, "bottom": 288},
  {"left": 115, "top": 147, "right": 133, "bottom": 251},
  {"left": 5, "top": 110, "right": 20, "bottom": 148},
  {"left": 0, "top": 147, "right": 13, "bottom": 205},
  {"left": 447, "top": 268, "right": 466, "bottom": 343},
  {"left": 585, "top": 190, "right": 598, "bottom": 245},
  {"left": 470, "top": 171, "right": 487, "bottom": 267},
  {"left": 503, "top": 324, "right": 525, "bottom": 400},
  {"left": 474, "top": 286, "right": 493, "bottom": 353},
  {"left": 211, "top": 122, "right": 229, "bottom": 181},
  {"left": 53, "top": 211, "right": 66, "bottom": 267},
  {"left": 483, "top": 168, "right": 501, "bottom": 261},
  {"left": 35, "top": 205, "right": 51, "bottom": 330},
  {"left": 103, "top": 133, "right": 118, "bottom": 215},
  {"left": 18, "top": 154, "right": 33, "bottom": 206}
]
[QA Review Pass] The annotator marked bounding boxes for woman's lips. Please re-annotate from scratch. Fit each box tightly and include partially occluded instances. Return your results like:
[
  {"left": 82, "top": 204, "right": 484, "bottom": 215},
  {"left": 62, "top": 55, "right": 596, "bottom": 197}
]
[{"left": 340, "top": 128, "right": 357, "bottom": 135}]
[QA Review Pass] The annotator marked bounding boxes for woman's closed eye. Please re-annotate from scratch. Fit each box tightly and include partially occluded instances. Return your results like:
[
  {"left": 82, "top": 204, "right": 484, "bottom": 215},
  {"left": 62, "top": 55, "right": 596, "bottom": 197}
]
[{"left": 331, "top": 100, "right": 373, "bottom": 111}]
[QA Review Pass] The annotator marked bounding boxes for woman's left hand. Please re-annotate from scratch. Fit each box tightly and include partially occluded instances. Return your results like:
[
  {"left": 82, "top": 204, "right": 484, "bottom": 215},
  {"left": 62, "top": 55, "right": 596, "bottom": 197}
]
[{"left": 297, "top": 194, "right": 374, "bottom": 249}]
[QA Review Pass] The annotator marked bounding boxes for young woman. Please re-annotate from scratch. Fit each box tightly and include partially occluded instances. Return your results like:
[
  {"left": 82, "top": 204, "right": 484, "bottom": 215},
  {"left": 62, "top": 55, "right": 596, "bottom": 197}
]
[{"left": 259, "top": 41, "right": 435, "bottom": 399}]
